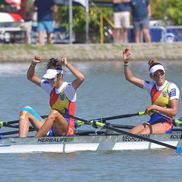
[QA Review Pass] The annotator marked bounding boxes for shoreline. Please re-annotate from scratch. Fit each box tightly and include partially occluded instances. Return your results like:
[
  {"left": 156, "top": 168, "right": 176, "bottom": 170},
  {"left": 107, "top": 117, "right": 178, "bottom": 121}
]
[{"left": 0, "top": 42, "right": 182, "bottom": 62}]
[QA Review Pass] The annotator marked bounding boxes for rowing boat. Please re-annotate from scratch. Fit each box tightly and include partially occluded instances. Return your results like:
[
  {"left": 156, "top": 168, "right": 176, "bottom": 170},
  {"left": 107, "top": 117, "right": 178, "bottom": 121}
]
[
  {"left": 0, "top": 131, "right": 181, "bottom": 153},
  {"left": 1, "top": 111, "right": 182, "bottom": 153}
]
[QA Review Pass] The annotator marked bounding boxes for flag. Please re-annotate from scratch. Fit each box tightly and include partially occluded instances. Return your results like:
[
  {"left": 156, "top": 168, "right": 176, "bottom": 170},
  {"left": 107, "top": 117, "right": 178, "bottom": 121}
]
[
  {"left": 74, "top": 0, "right": 88, "bottom": 7},
  {"left": 55, "top": 0, "right": 89, "bottom": 10}
]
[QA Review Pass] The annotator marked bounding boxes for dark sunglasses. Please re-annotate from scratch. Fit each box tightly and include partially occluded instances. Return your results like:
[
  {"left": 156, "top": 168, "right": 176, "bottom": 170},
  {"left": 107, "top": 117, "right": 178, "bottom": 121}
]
[
  {"left": 153, "top": 70, "right": 165, "bottom": 78},
  {"left": 47, "top": 77, "right": 56, "bottom": 82}
]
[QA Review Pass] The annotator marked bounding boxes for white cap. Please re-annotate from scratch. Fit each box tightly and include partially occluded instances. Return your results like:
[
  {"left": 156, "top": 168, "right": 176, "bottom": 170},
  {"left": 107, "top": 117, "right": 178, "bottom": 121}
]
[
  {"left": 149, "top": 64, "right": 165, "bottom": 74},
  {"left": 42, "top": 69, "right": 63, "bottom": 79}
]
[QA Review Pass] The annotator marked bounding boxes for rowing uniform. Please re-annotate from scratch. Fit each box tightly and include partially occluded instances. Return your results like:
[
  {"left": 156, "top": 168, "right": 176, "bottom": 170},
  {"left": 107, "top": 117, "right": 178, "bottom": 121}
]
[
  {"left": 144, "top": 80, "right": 180, "bottom": 133},
  {"left": 41, "top": 80, "right": 76, "bottom": 136}
]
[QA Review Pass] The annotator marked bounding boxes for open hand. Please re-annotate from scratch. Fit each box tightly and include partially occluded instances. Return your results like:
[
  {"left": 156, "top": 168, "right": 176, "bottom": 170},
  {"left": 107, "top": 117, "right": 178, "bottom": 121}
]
[{"left": 123, "top": 48, "right": 131, "bottom": 64}]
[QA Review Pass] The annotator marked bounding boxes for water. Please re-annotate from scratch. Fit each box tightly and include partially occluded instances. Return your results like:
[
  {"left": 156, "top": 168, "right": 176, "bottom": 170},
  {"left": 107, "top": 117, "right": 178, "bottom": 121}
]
[{"left": 0, "top": 61, "right": 182, "bottom": 182}]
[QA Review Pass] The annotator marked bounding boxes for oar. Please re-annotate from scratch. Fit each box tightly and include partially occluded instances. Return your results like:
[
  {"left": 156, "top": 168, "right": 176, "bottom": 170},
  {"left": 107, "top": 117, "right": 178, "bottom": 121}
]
[
  {"left": 0, "top": 115, "right": 48, "bottom": 128},
  {"left": 93, "top": 111, "right": 145, "bottom": 122},
  {"left": 74, "top": 111, "right": 146, "bottom": 127},
  {"left": 69, "top": 115, "right": 179, "bottom": 151},
  {"left": 102, "top": 123, "right": 178, "bottom": 150},
  {"left": 106, "top": 123, "right": 182, "bottom": 132},
  {"left": 0, "top": 115, "right": 48, "bottom": 136},
  {"left": 0, "top": 128, "right": 35, "bottom": 136},
  {"left": 151, "top": 110, "right": 182, "bottom": 127},
  {"left": 111, "top": 124, "right": 134, "bottom": 129}
]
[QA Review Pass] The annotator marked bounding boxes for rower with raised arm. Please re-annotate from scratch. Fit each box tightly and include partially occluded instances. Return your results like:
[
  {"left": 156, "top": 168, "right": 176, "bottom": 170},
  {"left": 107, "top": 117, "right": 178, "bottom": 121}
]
[
  {"left": 122, "top": 48, "right": 180, "bottom": 134},
  {"left": 19, "top": 56, "right": 85, "bottom": 137}
]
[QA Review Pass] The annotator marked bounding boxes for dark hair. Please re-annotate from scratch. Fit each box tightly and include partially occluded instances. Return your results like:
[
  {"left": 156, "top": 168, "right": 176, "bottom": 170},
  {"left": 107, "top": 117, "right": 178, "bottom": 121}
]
[
  {"left": 148, "top": 58, "right": 162, "bottom": 70},
  {"left": 47, "top": 58, "right": 62, "bottom": 70}
]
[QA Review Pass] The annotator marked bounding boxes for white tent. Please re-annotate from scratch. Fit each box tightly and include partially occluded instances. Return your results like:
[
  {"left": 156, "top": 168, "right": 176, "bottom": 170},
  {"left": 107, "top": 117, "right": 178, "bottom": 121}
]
[
  {"left": 5, "top": 0, "right": 21, "bottom": 9},
  {"left": 0, "top": 12, "right": 23, "bottom": 22}
]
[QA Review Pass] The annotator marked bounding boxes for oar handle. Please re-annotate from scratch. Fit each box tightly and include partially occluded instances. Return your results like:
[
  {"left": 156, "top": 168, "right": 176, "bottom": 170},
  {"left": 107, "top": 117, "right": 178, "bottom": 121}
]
[
  {"left": 0, "top": 121, "right": 3, "bottom": 128},
  {"left": 173, "top": 118, "right": 182, "bottom": 127}
]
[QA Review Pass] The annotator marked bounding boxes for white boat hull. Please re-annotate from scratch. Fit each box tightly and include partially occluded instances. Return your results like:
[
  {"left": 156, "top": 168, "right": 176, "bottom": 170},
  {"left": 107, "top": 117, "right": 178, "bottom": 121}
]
[{"left": 0, "top": 132, "right": 181, "bottom": 153}]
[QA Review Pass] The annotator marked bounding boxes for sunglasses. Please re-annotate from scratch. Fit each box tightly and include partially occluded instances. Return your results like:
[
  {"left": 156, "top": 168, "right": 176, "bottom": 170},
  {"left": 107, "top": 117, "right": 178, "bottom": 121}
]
[
  {"left": 47, "top": 77, "right": 56, "bottom": 82},
  {"left": 153, "top": 70, "right": 165, "bottom": 78}
]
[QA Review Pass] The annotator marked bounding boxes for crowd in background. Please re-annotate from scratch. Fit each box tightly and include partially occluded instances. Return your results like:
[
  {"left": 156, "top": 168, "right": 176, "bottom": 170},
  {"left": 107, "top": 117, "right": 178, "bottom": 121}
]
[
  {"left": 0, "top": 0, "right": 152, "bottom": 45},
  {"left": 112, "top": 0, "right": 151, "bottom": 44}
]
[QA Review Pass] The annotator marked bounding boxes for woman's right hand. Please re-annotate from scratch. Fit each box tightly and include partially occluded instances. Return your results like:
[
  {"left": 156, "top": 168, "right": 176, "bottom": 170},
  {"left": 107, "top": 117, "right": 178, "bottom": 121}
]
[
  {"left": 123, "top": 48, "right": 131, "bottom": 64},
  {"left": 32, "top": 55, "right": 42, "bottom": 65}
]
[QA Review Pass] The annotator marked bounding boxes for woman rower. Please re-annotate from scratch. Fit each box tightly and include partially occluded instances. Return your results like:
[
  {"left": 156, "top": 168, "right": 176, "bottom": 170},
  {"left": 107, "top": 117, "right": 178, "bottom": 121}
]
[
  {"left": 19, "top": 56, "right": 84, "bottom": 137},
  {"left": 122, "top": 48, "right": 180, "bottom": 134}
]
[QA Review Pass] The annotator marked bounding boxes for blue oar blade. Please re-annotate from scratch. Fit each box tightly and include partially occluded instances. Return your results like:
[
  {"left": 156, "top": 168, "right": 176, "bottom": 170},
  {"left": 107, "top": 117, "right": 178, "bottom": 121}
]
[
  {"left": 176, "top": 137, "right": 182, "bottom": 153},
  {"left": 176, "top": 147, "right": 182, "bottom": 154}
]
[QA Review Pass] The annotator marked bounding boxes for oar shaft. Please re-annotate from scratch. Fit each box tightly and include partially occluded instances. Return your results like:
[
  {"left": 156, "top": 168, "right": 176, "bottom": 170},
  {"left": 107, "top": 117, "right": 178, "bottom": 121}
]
[
  {"left": 0, "top": 128, "right": 35, "bottom": 136},
  {"left": 1, "top": 115, "right": 48, "bottom": 127},
  {"left": 105, "top": 125, "right": 177, "bottom": 150},
  {"left": 105, "top": 124, "right": 182, "bottom": 131},
  {"left": 68, "top": 114, "right": 177, "bottom": 150},
  {"left": 152, "top": 111, "right": 172, "bottom": 121},
  {"left": 94, "top": 112, "right": 145, "bottom": 121},
  {"left": 111, "top": 124, "right": 134, "bottom": 129},
  {"left": 3, "top": 124, "right": 19, "bottom": 129},
  {"left": 69, "top": 115, "right": 88, "bottom": 123},
  {"left": 151, "top": 110, "right": 182, "bottom": 127}
]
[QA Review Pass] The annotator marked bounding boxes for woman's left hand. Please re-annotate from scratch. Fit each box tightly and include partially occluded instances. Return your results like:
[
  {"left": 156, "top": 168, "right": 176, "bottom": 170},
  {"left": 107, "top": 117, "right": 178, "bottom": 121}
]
[
  {"left": 60, "top": 57, "right": 68, "bottom": 67},
  {"left": 123, "top": 48, "right": 131, "bottom": 64}
]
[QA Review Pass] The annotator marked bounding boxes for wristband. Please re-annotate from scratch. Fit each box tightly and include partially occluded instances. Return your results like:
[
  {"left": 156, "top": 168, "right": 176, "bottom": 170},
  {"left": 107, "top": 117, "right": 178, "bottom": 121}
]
[
  {"left": 30, "top": 64, "right": 36, "bottom": 67},
  {"left": 124, "top": 64, "right": 129, "bottom": 67}
]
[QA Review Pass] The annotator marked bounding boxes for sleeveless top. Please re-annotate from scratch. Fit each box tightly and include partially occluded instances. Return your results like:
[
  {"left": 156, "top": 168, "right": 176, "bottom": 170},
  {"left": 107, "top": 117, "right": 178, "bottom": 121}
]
[
  {"left": 41, "top": 80, "right": 76, "bottom": 135},
  {"left": 150, "top": 82, "right": 170, "bottom": 108}
]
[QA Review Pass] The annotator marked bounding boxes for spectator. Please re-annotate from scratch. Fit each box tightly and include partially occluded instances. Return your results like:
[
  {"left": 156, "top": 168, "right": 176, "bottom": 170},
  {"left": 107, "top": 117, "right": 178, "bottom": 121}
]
[
  {"left": 33, "top": 0, "right": 58, "bottom": 45},
  {"left": 112, "top": 0, "right": 131, "bottom": 44},
  {"left": 130, "top": 0, "right": 151, "bottom": 43}
]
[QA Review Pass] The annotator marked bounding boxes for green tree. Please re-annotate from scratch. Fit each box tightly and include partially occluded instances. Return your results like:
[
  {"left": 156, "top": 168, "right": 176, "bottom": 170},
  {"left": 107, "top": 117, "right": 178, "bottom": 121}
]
[
  {"left": 151, "top": 0, "right": 182, "bottom": 25},
  {"left": 57, "top": 5, "right": 112, "bottom": 43}
]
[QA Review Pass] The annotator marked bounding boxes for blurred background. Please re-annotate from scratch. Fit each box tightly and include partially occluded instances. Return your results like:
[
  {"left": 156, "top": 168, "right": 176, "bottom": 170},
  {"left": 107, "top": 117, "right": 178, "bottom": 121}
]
[{"left": 0, "top": 0, "right": 182, "bottom": 44}]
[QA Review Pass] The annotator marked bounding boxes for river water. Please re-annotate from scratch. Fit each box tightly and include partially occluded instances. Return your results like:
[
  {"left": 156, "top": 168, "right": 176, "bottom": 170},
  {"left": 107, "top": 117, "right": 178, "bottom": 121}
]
[{"left": 0, "top": 61, "right": 182, "bottom": 182}]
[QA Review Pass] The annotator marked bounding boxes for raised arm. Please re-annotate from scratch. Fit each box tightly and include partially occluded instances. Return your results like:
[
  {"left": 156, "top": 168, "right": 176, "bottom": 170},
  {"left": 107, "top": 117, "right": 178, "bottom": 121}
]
[
  {"left": 112, "top": 0, "right": 121, "bottom": 3},
  {"left": 60, "top": 58, "right": 85, "bottom": 90},
  {"left": 112, "top": 0, "right": 130, "bottom": 3},
  {"left": 123, "top": 48, "right": 144, "bottom": 88},
  {"left": 27, "top": 56, "right": 42, "bottom": 87}
]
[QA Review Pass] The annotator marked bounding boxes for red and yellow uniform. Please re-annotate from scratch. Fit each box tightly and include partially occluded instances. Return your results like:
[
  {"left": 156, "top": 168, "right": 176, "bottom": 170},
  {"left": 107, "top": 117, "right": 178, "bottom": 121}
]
[
  {"left": 144, "top": 80, "right": 180, "bottom": 133},
  {"left": 50, "top": 87, "right": 75, "bottom": 136},
  {"left": 41, "top": 80, "right": 76, "bottom": 136},
  {"left": 151, "top": 82, "right": 171, "bottom": 109}
]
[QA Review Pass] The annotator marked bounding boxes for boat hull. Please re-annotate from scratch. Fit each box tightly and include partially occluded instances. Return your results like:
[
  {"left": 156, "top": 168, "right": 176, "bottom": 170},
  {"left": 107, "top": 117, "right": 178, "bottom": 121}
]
[{"left": 0, "top": 132, "right": 181, "bottom": 153}]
